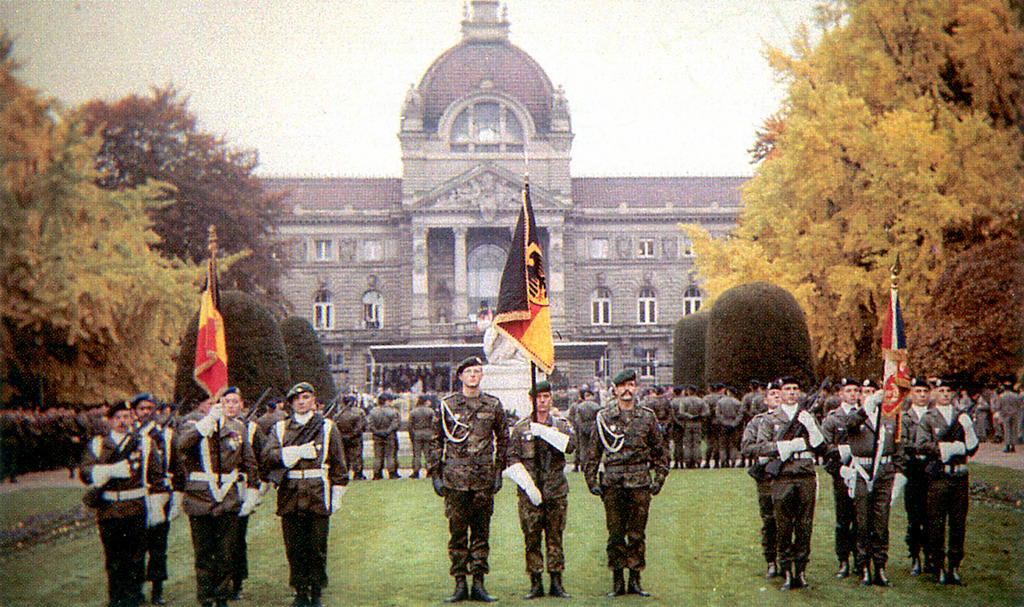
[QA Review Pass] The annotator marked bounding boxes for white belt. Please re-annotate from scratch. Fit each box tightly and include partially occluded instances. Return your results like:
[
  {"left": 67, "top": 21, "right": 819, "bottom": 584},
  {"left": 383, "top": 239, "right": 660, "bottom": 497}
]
[
  {"left": 757, "top": 457, "right": 770, "bottom": 464},
  {"left": 287, "top": 469, "right": 326, "bottom": 480},
  {"left": 793, "top": 452, "right": 815, "bottom": 460},
  {"left": 189, "top": 470, "right": 242, "bottom": 483},
  {"left": 941, "top": 464, "right": 968, "bottom": 475},
  {"left": 102, "top": 488, "right": 147, "bottom": 502},
  {"left": 853, "top": 456, "right": 891, "bottom": 466}
]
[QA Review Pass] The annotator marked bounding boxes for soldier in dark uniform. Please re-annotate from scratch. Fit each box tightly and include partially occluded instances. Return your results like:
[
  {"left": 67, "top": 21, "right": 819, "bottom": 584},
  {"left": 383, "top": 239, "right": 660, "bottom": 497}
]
[
  {"left": 915, "top": 377, "right": 979, "bottom": 585},
  {"left": 645, "top": 386, "right": 673, "bottom": 464},
  {"left": 995, "top": 384, "right": 1022, "bottom": 453},
  {"left": 408, "top": 395, "right": 436, "bottom": 479},
  {"left": 263, "top": 382, "right": 348, "bottom": 607},
  {"left": 507, "top": 380, "right": 576, "bottom": 599},
  {"left": 81, "top": 400, "right": 164, "bottom": 607},
  {"left": 703, "top": 384, "right": 724, "bottom": 468},
  {"left": 571, "top": 388, "right": 601, "bottom": 472},
  {"left": 676, "top": 386, "right": 707, "bottom": 469},
  {"left": 820, "top": 377, "right": 860, "bottom": 578},
  {"left": 895, "top": 376, "right": 931, "bottom": 574},
  {"left": 839, "top": 391, "right": 902, "bottom": 586},
  {"left": 227, "top": 388, "right": 266, "bottom": 600},
  {"left": 584, "top": 369, "right": 670, "bottom": 597},
  {"left": 174, "top": 391, "right": 260, "bottom": 607},
  {"left": 741, "top": 380, "right": 781, "bottom": 578},
  {"left": 667, "top": 387, "right": 686, "bottom": 468},
  {"left": 715, "top": 389, "right": 744, "bottom": 468},
  {"left": 332, "top": 395, "right": 366, "bottom": 480},
  {"left": 367, "top": 393, "right": 400, "bottom": 479},
  {"left": 256, "top": 399, "right": 287, "bottom": 435},
  {"left": 427, "top": 356, "right": 508, "bottom": 603},
  {"left": 752, "top": 377, "right": 827, "bottom": 590}
]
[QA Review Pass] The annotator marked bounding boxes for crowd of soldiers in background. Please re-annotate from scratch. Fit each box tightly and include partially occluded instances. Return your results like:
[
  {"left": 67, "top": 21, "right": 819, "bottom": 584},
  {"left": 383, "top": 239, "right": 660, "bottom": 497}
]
[
  {"left": 372, "top": 363, "right": 453, "bottom": 394},
  {"left": 2, "top": 378, "right": 1022, "bottom": 485}
]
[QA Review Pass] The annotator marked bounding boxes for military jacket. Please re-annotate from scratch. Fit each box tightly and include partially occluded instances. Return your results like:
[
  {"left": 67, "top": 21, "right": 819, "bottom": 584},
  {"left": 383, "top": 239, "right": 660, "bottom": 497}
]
[
  {"left": 427, "top": 391, "right": 508, "bottom": 492},
  {"left": 715, "top": 396, "right": 744, "bottom": 429},
  {"left": 821, "top": 404, "right": 855, "bottom": 447},
  {"left": 996, "top": 391, "right": 1022, "bottom": 418},
  {"left": 647, "top": 396, "right": 673, "bottom": 430},
  {"left": 256, "top": 408, "right": 287, "bottom": 435},
  {"left": 262, "top": 412, "right": 347, "bottom": 515},
  {"left": 572, "top": 399, "right": 601, "bottom": 435},
  {"left": 584, "top": 404, "right": 669, "bottom": 490},
  {"left": 841, "top": 408, "right": 902, "bottom": 478},
  {"left": 740, "top": 412, "right": 770, "bottom": 460},
  {"left": 139, "top": 420, "right": 174, "bottom": 495},
  {"left": 676, "top": 396, "right": 708, "bottom": 427},
  {"left": 367, "top": 405, "right": 399, "bottom": 437},
  {"left": 333, "top": 406, "right": 367, "bottom": 439},
  {"left": 913, "top": 406, "right": 979, "bottom": 477},
  {"left": 508, "top": 415, "right": 576, "bottom": 500},
  {"left": 408, "top": 405, "right": 435, "bottom": 440},
  {"left": 753, "top": 406, "right": 826, "bottom": 477},
  {"left": 174, "top": 414, "right": 258, "bottom": 517},
  {"left": 81, "top": 431, "right": 164, "bottom": 520}
]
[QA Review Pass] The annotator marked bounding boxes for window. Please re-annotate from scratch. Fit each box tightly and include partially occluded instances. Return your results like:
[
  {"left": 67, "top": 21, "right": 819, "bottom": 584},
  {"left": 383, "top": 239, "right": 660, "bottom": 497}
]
[
  {"left": 314, "top": 239, "right": 332, "bottom": 261},
  {"left": 468, "top": 244, "right": 506, "bottom": 320},
  {"left": 640, "top": 349, "right": 657, "bottom": 378},
  {"left": 683, "top": 285, "right": 703, "bottom": 316},
  {"left": 363, "top": 240, "right": 383, "bottom": 262},
  {"left": 682, "top": 241, "right": 694, "bottom": 257},
  {"left": 638, "top": 238, "right": 655, "bottom": 258},
  {"left": 449, "top": 101, "right": 525, "bottom": 153},
  {"left": 589, "top": 238, "right": 609, "bottom": 259},
  {"left": 313, "top": 290, "right": 333, "bottom": 329},
  {"left": 595, "top": 353, "right": 609, "bottom": 378},
  {"left": 362, "top": 290, "right": 383, "bottom": 329},
  {"left": 637, "top": 288, "right": 657, "bottom": 324},
  {"left": 590, "top": 287, "right": 611, "bottom": 325}
]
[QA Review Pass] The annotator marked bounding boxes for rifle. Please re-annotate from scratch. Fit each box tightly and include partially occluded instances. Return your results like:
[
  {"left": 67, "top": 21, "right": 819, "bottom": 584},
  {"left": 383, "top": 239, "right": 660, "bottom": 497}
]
[
  {"left": 762, "top": 404, "right": 808, "bottom": 479},
  {"left": 245, "top": 387, "right": 272, "bottom": 423},
  {"left": 82, "top": 429, "right": 141, "bottom": 508}
]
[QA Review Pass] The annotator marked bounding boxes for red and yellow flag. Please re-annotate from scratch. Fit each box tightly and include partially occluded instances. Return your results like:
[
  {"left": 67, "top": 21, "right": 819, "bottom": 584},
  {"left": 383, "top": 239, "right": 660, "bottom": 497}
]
[
  {"left": 193, "top": 228, "right": 228, "bottom": 397},
  {"left": 492, "top": 179, "right": 554, "bottom": 373}
]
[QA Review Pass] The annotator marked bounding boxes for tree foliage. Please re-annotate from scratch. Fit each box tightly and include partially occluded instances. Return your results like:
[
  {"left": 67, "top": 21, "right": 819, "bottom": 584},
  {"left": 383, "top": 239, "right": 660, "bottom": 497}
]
[
  {"left": 684, "top": 0, "right": 1024, "bottom": 378},
  {"left": 77, "top": 86, "right": 285, "bottom": 295},
  {"left": 280, "top": 316, "right": 336, "bottom": 403},
  {"left": 1, "top": 36, "right": 197, "bottom": 403},
  {"left": 672, "top": 310, "right": 708, "bottom": 388}
]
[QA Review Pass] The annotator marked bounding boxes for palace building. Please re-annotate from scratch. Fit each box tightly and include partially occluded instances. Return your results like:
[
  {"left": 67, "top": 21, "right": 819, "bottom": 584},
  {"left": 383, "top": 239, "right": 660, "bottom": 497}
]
[{"left": 269, "top": 1, "right": 744, "bottom": 390}]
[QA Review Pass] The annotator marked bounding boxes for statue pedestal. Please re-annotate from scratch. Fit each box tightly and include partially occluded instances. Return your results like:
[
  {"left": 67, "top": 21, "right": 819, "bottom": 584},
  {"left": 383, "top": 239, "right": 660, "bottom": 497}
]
[{"left": 480, "top": 362, "right": 543, "bottom": 420}]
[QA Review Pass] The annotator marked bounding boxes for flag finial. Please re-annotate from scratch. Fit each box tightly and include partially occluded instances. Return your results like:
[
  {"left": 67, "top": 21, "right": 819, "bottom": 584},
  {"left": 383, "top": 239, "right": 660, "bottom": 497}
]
[
  {"left": 207, "top": 225, "right": 219, "bottom": 258},
  {"left": 890, "top": 253, "right": 901, "bottom": 286}
]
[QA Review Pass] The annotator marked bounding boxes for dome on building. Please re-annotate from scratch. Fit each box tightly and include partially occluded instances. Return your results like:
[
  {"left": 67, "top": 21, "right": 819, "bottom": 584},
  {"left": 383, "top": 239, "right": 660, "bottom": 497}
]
[{"left": 416, "top": 1, "right": 555, "bottom": 133}]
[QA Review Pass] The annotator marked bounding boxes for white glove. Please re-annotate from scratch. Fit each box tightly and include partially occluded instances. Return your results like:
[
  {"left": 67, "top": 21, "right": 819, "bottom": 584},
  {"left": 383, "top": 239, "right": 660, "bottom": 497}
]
[
  {"left": 959, "top": 414, "right": 979, "bottom": 451},
  {"left": 503, "top": 462, "right": 542, "bottom": 505},
  {"left": 776, "top": 440, "right": 795, "bottom": 462},
  {"left": 837, "top": 444, "right": 852, "bottom": 464},
  {"left": 529, "top": 422, "right": 570, "bottom": 452},
  {"left": 890, "top": 472, "right": 908, "bottom": 506},
  {"left": 257, "top": 482, "right": 270, "bottom": 505},
  {"left": 195, "top": 404, "right": 223, "bottom": 437},
  {"left": 168, "top": 492, "right": 184, "bottom": 520},
  {"left": 798, "top": 410, "right": 824, "bottom": 447},
  {"left": 282, "top": 442, "right": 318, "bottom": 467},
  {"left": 939, "top": 441, "right": 966, "bottom": 462},
  {"left": 145, "top": 493, "right": 169, "bottom": 527},
  {"left": 91, "top": 460, "right": 131, "bottom": 486},
  {"left": 331, "top": 486, "right": 347, "bottom": 513},
  {"left": 839, "top": 465, "right": 858, "bottom": 498},
  {"left": 238, "top": 487, "right": 259, "bottom": 517}
]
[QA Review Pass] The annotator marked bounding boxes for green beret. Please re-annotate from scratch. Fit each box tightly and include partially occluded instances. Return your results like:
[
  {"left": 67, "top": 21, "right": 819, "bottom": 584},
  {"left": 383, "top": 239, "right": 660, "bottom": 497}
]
[
  {"left": 612, "top": 369, "right": 636, "bottom": 386},
  {"left": 456, "top": 356, "right": 484, "bottom": 375},
  {"left": 529, "top": 380, "right": 552, "bottom": 396},
  {"left": 286, "top": 382, "right": 315, "bottom": 401}
]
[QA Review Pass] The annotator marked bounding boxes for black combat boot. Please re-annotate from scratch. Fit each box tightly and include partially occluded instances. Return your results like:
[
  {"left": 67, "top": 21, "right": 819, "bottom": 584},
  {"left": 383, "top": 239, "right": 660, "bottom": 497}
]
[
  {"left": 308, "top": 586, "right": 324, "bottom": 607},
  {"left": 836, "top": 559, "right": 850, "bottom": 578},
  {"left": 944, "top": 566, "right": 964, "bottom": 586},
  {"left": 872, "top": 563, "right": 890, "bottom": 587},
  {"left": 627, "top": 570, "right": 650, "bottom": 597},
  {"left": 792, "top": 562, "right": 808, "bottom": 589},
  {"left": 470, "top": 574, "right": 497, "bottom": 602},
  {"left": 607, "top": 569, "right": 626, "bottom": 597},
  {"left": 231, "top": 577, "right": 244, "bottom": 600},
  {"left": 860, "top": 562, "right": 872, "bottom": 586},
  {"left": 523, "top": 573, "right": 544, "bottom": 599},
  {"left": 290, "top": 588, "right": 309, "bottom": 607},
  {"left": 779, "top": 565, "right": 795, "bottom": 591},
  {"left": 150, "top": 581, "right": 165, "bottom": 605},
  {"left": 765, "top": 561, "right": 778, "bottom": 579},
  {"left": 548, "top": 572, "right": 570, "bottom": 598},
  {"left": 910, "top": 556, "right": 922, "bottom": 575},
  {"left": 444, "top": 576, "right": 468, "bottom": 603}
]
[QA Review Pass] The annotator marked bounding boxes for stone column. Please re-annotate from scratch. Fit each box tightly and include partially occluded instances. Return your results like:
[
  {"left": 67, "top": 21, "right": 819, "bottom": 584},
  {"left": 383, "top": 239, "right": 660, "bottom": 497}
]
[
  {"left": 454, "top": 226, "right": 468, "bottom": 321},
  {"left": 412, "top": 225, "right": 428, "bottom": 330}
]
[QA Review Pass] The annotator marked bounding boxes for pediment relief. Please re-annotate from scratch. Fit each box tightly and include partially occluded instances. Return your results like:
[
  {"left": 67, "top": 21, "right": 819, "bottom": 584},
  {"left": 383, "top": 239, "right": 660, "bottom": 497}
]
[{"left": 410, "top": 164, "right": 568, "bottom": 219}]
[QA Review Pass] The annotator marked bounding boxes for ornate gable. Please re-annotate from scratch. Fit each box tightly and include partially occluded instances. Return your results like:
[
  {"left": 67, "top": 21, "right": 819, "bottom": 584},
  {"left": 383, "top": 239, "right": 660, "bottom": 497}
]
[{"left": 408, "top": 163, "right": 568, "bottom": 220}]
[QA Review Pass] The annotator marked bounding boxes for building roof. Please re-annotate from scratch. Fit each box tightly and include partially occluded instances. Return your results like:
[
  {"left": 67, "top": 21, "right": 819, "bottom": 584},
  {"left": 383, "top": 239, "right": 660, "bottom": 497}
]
[
  {"left": 571, "top": 176, "right": 747, "bottom": 209},
  {"left": 264, "top": 177, "right": 402, "bottom": 211}
]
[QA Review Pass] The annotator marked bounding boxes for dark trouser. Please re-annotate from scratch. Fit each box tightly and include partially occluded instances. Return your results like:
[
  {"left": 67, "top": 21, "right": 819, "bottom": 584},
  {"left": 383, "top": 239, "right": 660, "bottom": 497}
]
[
  {"left": 925, "top": 474, "right": 969, "bottom": 570},
  {"left": 772, "top": 474, "right": 816, "bottom": 570},
  {"left": 602, "top": 486, "right": 652, "bottom": 570},
  {"left": 372, "top": 435, "right": 397, "bottom": 478},
  {"left": 718, "top": 427, "right": 738, "bottom": 466},
  {"left": 671, "top": 425, "right": 685, "bottom": 466},
  {"left": 518, "top": 494, "right": 568, "bottom": 573},
  {"left": 705, "top": 426, "right": 719, "bottom": 466},
  {"left": 682, "top": 424, "right": 702, "bottom": 467},
  {"left": 98, "top": 514, "right": 146, "bottom": 607},
  {"left": 281, "top": 513, "right": 330, "bottom": 594},
  {"left": 445, "top": 489, "right": 495, "bottom": 576},
  {"left": 853, "top": 474, "right": 893, "bottom": 569},
  {"left": 188, "top": 514, "right": 241, "bottom": 602},
  {"left": 231, "top": 514, "right": 250, "bottom": 584},
  {"left": 831, "top": 475, "right": 856, "bottom": 562},
  {"left": 410, "top": 435, "right": 430, "bottom": 475},
  {"left": 756, "top": 478, "right": 777, "bottom": 563},
  {"left": 144, "top": 520, "right": 170, "bottom": 582},
  {"left": 904, "top": 464, "right": 928, "bottom": 558},
  {"left": 1004, "top": 413, "right": 1021, "bottom": 449},
  {"left": 342, "top": 435, "right": 363, "bottom": 477}
]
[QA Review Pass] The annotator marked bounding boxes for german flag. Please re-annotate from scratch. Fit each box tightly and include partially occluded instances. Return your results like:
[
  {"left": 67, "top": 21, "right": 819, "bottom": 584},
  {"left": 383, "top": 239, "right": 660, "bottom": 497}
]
[
  {"left": 492, "top": 178, "right": 554, "bottom": 373},
  {"left": 193, "top": 227, "right": 228, "bottom": 397}
]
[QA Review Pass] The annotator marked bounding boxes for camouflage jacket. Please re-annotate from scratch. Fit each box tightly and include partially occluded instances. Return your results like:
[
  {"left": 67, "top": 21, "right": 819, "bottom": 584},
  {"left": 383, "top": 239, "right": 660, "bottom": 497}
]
[
  {"left": 427, "top": 391, "right": 508, "bottom": 492},
  {"left": 714, "top": 396, "right": 744, "bottom": 429},
  {"left": 508, "top": 414, "right": 576, "bottom": 500},
  {"left": 408, "top": 405, "right": 435, "bottom": 440},
  {"left": 584, "top": 404, "right": 669, "bottom": 491},
  {"left": 333, "top": 405, "right": 367, "bottom": 439},
  {"left": 675, "top": 396, "right": 708, "bottom": 427},
  {"left": 367, "top": 405, "right": 399, "bottom": 437},
  {"left": 80, "top": 431, "right": 164, "bottom": 520}
]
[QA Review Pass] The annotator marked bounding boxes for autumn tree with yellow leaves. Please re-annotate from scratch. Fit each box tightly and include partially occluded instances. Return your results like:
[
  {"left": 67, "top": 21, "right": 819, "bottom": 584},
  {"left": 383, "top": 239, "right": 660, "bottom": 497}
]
[{"left": 683, "top": 0, "right": 1024, "bottom": 379}]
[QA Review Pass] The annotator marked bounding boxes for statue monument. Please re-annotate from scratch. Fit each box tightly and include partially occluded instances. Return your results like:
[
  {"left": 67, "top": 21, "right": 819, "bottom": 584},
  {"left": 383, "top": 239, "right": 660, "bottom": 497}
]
[{"left": 480, "top": 324, "right": 543, "bottom": 419}]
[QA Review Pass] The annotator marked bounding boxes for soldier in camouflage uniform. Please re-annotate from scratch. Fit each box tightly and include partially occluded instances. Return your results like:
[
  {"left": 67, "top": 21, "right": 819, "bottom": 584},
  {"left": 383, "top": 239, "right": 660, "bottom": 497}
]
[
  {"left": 675, "top": 386, "right": 707, "bottom": 469},
  {"left": 645, "top": 386, "right": 673, "bottom": 464},
  {"left": 584, "top": 369, "right": 670, "bottom": 598},
  {"left": 507, "top": 381, "right": 576, "bottom": 599},
  {"left": 408, "top": 395, "right": 436, "bottom": 479},
  {"left": 741, "top": 380, "right": 781, "bottom": 579},
  {"left": 703, "top": 384, "right": 724, "bottom": 468},
  {"left": 715, "top": 389, "right": 744, "bottom": 468},
  {"left": 820, "top": 377, "right": 861, "bottom": 578},
  {"left": 428, "top": 357, "right": 508, "bottom": 603},
  {"left": 367, "top": 393, "right": 400, "bottom": 480},
  {"left": 333, "top": 395, "right": 367, "bottom": 480},
  {"left": 571, "top": 388, "right": 601, "bottom": 472}
]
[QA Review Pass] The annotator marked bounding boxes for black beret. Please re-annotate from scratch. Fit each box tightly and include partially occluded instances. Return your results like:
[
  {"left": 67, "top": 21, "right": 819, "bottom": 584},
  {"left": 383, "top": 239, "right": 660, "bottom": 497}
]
[
  {"left": 529, "top": 380, "right": 552, "bottom": 396},
  {"left": 221, "top": 386, "right": 240, "bottom": 397},
  {"left": 778, "top": 376, "right": 800, "bottom": 388},
  {"left": 910, "top": 376, "right": 929, "bottom": 388},
  {"left": 766, "top": 380, "right": 782, "bottom": 390},
  {"left": 129, "top": 393, "right": 154, "bottom": 407},
  {"left": 456, "top": 356, "right": 485, "bottom": 375},
  {"left": 687, "top": 384, "right": 698, "bottom": 392},
  {"left": 932, "top": 377, "right": 954, "bottom": 389},
  {"left": 286, "top": 382, "right": 315, "bottom": 401},
  {"left": 839, "top": 377, "right": 860, "bottom": 387},
  {"left": 107, "top": 400, "right": 131, "bottom": 416},
  {"left": 612, "top": 369, "right": 637, "bottom": 385},
  {"left": 861, "top": 378, "right": 880, "bottom": 389}
]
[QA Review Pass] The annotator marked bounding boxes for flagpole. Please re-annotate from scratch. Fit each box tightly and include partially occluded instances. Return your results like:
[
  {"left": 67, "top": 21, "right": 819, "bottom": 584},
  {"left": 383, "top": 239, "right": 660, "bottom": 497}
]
[
  {"left": 870, "top": 258, "right": 900, "bottom": 482},
  {"left": 207, "top": 225, "right": 223, "bottom": 482},
  {"left": 530, "top": 362, "right": 537, "bottom": 422}
]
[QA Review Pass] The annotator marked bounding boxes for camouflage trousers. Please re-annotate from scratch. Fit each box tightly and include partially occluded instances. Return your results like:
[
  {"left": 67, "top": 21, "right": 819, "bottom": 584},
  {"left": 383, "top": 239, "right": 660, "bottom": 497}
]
[
  {"left": 755, "top": 478, "right": 776, "bottom": 563},
  {"left": 831, "top": 474, "right": 856, "bottom": 562},
  {"left": 602, "top": 487, "right": 651, "bottom": 570},
  {"left": 771, "top": 474, "right": 816, "bottom": 569},
  {"left": 372, "top": 434, "right": 398, "bottom": 478},
  {"left": 410, "top": 436, "right": 430, "bottom": 475},
  {"left": 341, "top": 435, "right": 363, "bottom": 478},
  {"left": 517, "top": 493, "right": 567, "bottom": 573},
  {"left": 682, "top": 424, "right": 702, "bottom": 467},
  {"left": 445, "top": 489, "right": 495, "bottom": 576}
]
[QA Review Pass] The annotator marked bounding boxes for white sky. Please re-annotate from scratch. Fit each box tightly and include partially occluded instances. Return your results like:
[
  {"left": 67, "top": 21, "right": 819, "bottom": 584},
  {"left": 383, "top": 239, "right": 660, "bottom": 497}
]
[{"left": 2, "top": 0, "right": 821, "bottom": 177}]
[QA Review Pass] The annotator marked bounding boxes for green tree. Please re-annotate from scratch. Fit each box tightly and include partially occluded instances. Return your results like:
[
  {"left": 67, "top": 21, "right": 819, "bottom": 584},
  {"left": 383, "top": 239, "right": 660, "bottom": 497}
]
[
  {"left": 280, "top": 316, "right": 337, "bottom": 403},
  {"left": 672, "top": 310, "right": 708, "bottom": 388},
  {"left": 1, "top": 36, "right": 196, "bottom": 403},
  {"left": 684, "top": 0, "right": 1024, "bottom": 377}
]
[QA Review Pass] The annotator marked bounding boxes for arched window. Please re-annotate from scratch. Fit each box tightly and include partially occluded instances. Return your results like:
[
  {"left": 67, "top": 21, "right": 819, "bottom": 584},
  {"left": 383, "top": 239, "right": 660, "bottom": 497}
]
[
  {"left": 362, "top": 290, "right": 383, "bottom": 329},
  {"left": 449, "top": 101, "right": 525, "bottom": 153},
  {"left": 313, "top": 289, "right": 333, "bottom": 330},
  {"left": 467, "top": 244, "right": 506, "bottom": 321},
  {"left": 637, "top": 287, "right": 657, "bottom": 325},
  {"left": 591, "top": 287, "right": 611, "bottom": 325},
  {"left": 683, "top": 285, "right": 703, "bottom": 316}
]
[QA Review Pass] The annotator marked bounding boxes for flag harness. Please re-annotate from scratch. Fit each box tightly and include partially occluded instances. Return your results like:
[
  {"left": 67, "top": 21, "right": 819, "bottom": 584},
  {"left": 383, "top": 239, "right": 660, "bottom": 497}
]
[
  {"left": 595, "top": 411, "right": 625, "bottom": 453},
  {"left": 440, "top": 397, "right": 471, "bottom": 443}
]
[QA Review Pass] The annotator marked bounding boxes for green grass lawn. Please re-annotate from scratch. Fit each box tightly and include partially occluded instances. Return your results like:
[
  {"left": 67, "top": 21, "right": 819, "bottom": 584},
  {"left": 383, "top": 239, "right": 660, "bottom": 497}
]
[{"left": 1, "top": 464, "right": 1022, "bottom": 607}]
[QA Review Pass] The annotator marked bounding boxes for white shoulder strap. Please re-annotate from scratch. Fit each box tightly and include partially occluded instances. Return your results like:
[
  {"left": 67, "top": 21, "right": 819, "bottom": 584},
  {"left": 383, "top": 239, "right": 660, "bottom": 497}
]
[
  {"left": 141, "top": 434, "right": 151, "bottom": 489},
  {"left": 275, "top": 419, "right": 287, "bottom": 446},
  {"left": 91, "top": 436, "right": 104, "bottom": 458}
]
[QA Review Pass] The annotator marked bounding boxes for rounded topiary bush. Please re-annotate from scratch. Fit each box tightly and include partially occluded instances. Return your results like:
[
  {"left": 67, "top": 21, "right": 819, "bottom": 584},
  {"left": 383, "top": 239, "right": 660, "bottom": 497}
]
[
  {"left": 704, "top": 282, "right": 814, "bottom": 390},
  {"left": 673, "top": 309, "right": 708, "bottom": 388},
  {"left": 280, "top": 316, "right": 336, "bottom": 404},
  {"left": 173, "top": 290, "right": 290, "bottom": 411}
]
